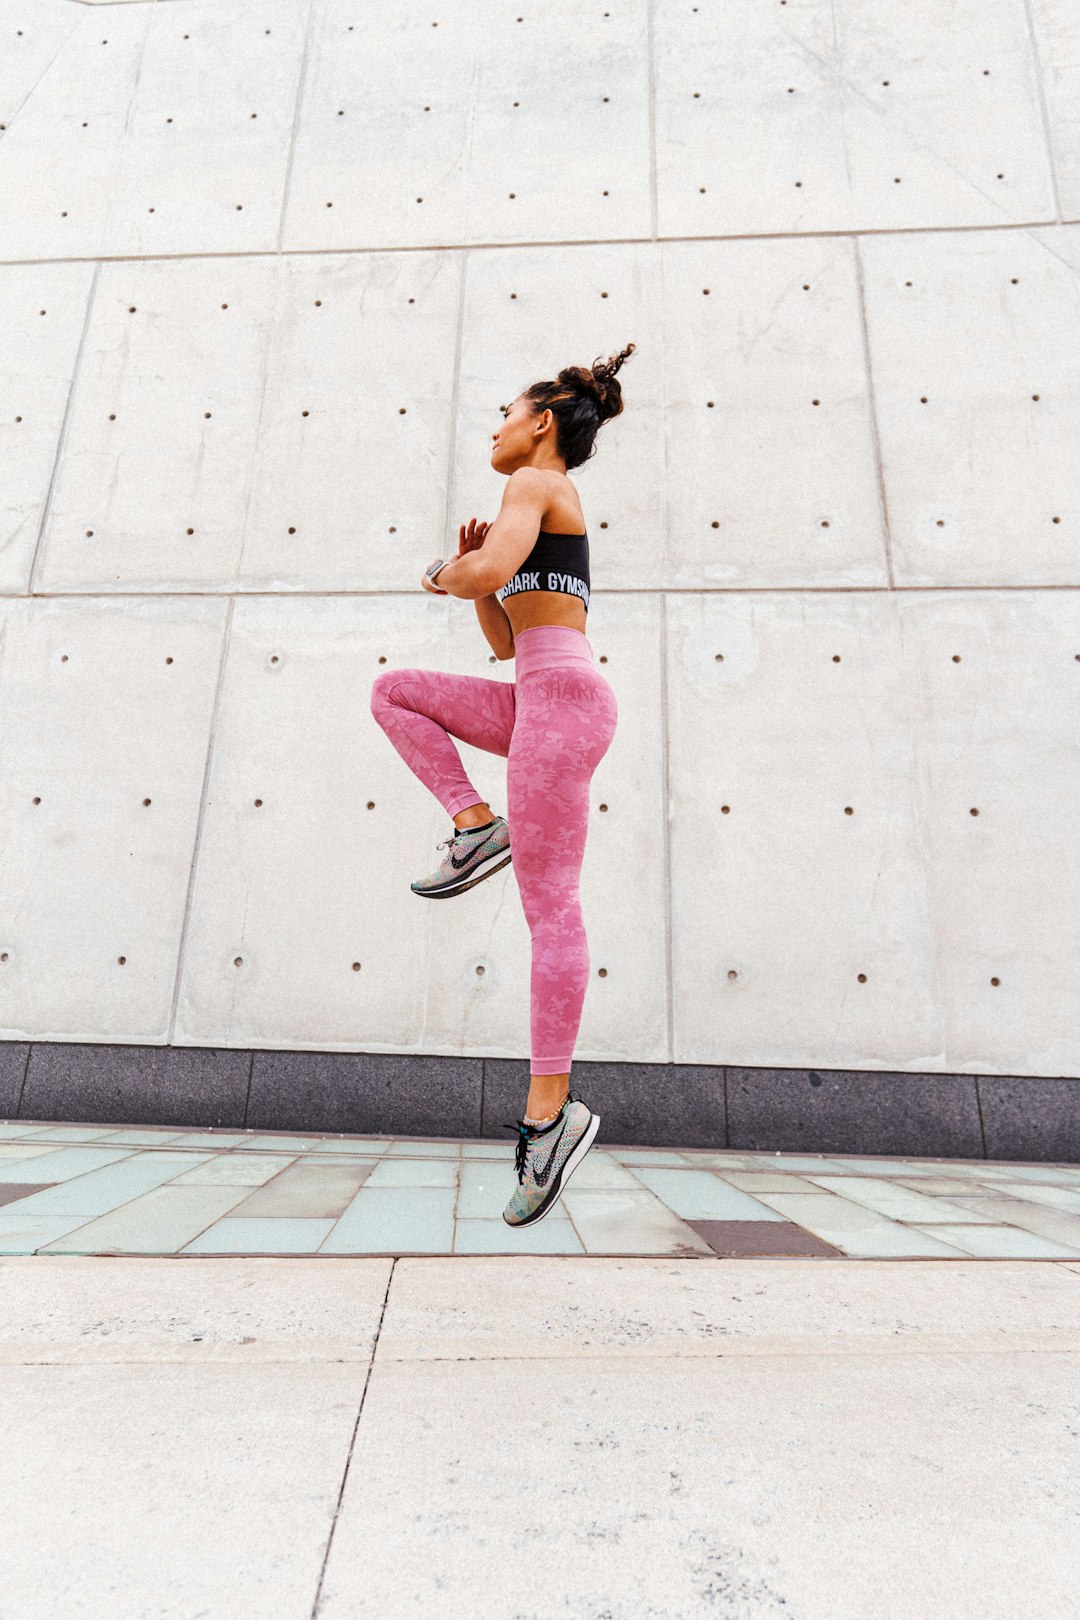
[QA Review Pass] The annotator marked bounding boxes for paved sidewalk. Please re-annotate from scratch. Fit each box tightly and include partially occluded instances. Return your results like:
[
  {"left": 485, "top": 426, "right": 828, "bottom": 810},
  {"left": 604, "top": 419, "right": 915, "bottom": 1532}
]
[
  {"left": 2, "top": 1118, "right": 1080, "bottom": 1258},
  {"left": 2, "top": 1252, "right": 1079, "bottom": 1618}
]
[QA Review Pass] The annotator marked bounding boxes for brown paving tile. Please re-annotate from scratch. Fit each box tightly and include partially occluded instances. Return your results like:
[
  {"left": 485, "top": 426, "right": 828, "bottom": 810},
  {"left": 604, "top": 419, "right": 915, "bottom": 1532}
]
[
  {"left": 226, "top": 1159, "right": 376, "bottom": 1219},
  {"left": 0, "top": 1184, "right": 56, "bottom": 1207},
  {"left": 687, "top": 1219, "right": 846, "bottom": 1258}
]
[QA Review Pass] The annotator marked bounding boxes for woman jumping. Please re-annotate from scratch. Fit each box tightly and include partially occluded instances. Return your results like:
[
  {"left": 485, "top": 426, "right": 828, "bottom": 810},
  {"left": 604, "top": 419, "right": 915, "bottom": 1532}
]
[{"left": 369, "top": 343, "right": 635, "bottom": 1227}]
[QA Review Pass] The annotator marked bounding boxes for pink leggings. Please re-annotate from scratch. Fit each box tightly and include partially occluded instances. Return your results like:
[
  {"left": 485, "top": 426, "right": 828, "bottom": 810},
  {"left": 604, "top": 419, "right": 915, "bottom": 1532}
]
[{"left": 369, "top": 625, "right": 618, "bottom": 1076}]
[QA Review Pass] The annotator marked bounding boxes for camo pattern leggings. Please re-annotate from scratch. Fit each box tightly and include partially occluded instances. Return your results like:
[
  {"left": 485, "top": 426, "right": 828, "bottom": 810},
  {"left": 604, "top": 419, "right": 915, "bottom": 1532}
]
[{"left": 369, "top": 626, "right": 618, "bottom": 1076}]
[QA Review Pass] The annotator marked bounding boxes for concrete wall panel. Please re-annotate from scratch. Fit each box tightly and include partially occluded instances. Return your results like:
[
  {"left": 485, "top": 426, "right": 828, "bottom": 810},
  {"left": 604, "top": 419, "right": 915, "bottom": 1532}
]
[
  {"left": 0, "top": 1, "right": 81, "bottom": 128},
  {"left": 660, "top": 235, "right": 885, "bottom": 588},
  {"left": 39, "top": 251, "right": 461, "bottom": 592},
  {"left": 1032, "top": 0, "right": 1080, "bottom": 217},
  {"left": 0, "top": 596, "right": 227, "bottom": 1041},
  {"left": 863, "top": 224, "right": 1080, "bottom": 586},
  {"left": 0, "top": 263, "right": 96, "bottom": 594},
  {"left": 655, "top": 0, "right": 1056, "bottom": 238},
  {"left": 0, "top": 4, "right": 148, "bottom": 261},
  {"left": 898, "top": 588, "right": 1080, "bottom": 1075},
  {"left": 668, "top": 589, "right": 939, "bottom": 1070}
]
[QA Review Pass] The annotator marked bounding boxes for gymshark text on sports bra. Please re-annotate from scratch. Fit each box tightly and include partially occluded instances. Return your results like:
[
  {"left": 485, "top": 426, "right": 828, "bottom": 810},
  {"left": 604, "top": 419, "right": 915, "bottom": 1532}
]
[{"left": 495, "top": 529, "right": 591, "bottom": 614}]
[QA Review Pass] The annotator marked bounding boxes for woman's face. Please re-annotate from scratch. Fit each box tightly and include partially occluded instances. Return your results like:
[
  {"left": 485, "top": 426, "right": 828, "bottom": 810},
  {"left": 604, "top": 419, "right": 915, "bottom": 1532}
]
[{"left": 491, "top": 394, "right": 545, "bottom": 473}]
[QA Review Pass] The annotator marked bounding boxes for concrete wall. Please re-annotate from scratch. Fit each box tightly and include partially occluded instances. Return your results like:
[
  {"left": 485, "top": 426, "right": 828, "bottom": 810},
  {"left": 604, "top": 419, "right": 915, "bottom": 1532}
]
[{"left": 2, "top": 0, "right": 1080, "bottom": 1135}]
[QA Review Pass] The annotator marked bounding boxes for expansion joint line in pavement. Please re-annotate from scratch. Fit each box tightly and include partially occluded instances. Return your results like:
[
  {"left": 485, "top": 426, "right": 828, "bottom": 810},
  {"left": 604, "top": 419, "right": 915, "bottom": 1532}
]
[{"left": 310, "top": 1257, "right": 397, "bottom": 1618}]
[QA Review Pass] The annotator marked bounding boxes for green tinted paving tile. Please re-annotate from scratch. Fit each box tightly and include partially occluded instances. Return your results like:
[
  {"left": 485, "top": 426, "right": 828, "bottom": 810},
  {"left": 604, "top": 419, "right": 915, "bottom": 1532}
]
[
  {"left": 0, "top": 1146, "right": 133, "bottom": 1184},
  {"left": 632, "top": 1168, "right": 788, "bottom": 1221},
  {"left": 803, "top": 1176, "right": 1001, "bottom": 1224},
  {"left": 990, "top": 1164, "right": 1080, "bottom": 1185},
  {"left": 320, "top": 1187, "right": 456, "bottom": 1253},
  {"left": 38, "top": 1185, "right": 251, "bottom": 1255},
  {"left": 0, "top": 1213, "right": 100, "bottom": 1254},
  {"left": 384, "top": 1140, "right": 461, "bottom": 1158},
  {"left": 461, "top": 1142, "right": 511, "bottom": 1159},
  {"left": 308, "top": 1138, "right": 391, "bottom": 1155},
  {"left": 0, "top": 1144, "right": 67, "bottom": 1162},
  {"left": 610, "top": 1150, "right": 695, "bottom": 1167},
  {"left": 2, "top": 1152, "right": 211, "bottom": 1219},
  {"left": 363, "top": 1157, "right": 458, "bottom": 1189},
  {"left": 454, "top": 1217, "right": 583, "bottom": 1254},
  {"left": 747, "top": 1191, "right": 969, "bottom": 1257},
  {"left": 231, "top": 1135, "right": 323, "bottom": 1153},
  {"left": 181, "top": 1217, "right": 336, "bottom": 1255},
  {"left": 740, "top": 1154, "right": 850, "bottom": 1173},
  {"left": 980, "top": 1183, "right": 1080, "bottom": 1215},
  {"left": 911, "top": 1223, "right": 1080, "bottom": 1258},
  {"left": 457, "top": 1160, "right": 516, "bottom": 1219},
  {"left": 0, "top": 1125, "right": 54, "bottom": 1140},
  {"left": 166, "top": 1133, "right": 253, "bottom": 1150},
  {"left": 16, "top": 1126, "right": 121, "bottom": 1143},
  {"left": 97, "top": 1130, "right": 191, "bottom": 1147}
]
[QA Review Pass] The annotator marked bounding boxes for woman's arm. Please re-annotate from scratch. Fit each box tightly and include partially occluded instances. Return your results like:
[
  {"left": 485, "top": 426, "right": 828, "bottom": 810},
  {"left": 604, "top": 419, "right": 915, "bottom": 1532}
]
[{"left": 473, "top": 592, "right": 515, "bottom": 661}]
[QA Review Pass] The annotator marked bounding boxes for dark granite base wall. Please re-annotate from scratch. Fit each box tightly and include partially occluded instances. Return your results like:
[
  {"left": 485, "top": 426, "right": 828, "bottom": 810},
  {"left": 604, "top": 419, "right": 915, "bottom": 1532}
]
[{"left": 1, "top": 1041, "right": 1078, "bottom": 1164}]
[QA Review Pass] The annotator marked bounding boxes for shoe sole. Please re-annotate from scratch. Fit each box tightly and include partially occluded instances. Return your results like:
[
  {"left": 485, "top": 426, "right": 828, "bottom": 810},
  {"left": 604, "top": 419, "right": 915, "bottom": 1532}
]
[
  {"left": 503, "top": 1110, "right": 600, "bottom": 1227},
  {"left": 411, "top": 846, "right": 512, "bottom": 898}
]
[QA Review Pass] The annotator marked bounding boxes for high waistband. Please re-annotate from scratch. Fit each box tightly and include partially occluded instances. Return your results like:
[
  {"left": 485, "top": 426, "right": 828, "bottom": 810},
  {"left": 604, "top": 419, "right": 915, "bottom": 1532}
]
[{"left": 512, "top": 624, "right": 594, "bottom": 680}]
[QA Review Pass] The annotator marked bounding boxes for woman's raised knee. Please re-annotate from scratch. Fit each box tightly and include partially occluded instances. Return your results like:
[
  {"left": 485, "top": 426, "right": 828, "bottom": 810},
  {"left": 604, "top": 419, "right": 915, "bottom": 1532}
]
[{"left": 370, "top": 668, "right": 412, "bottom": 714}]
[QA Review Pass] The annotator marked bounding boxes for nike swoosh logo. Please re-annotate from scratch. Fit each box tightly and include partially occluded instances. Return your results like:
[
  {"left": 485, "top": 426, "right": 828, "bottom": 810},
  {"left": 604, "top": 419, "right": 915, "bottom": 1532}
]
[
  {"left": 531, "top": 1117, "right": 569, "bottom": 1187},
  {"left": 451, "top": 831, "right": 497, "bottom": 869}
]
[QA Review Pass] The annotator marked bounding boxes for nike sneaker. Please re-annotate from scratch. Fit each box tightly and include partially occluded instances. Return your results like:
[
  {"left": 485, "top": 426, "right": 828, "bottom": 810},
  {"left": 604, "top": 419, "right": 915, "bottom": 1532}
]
[
  {"left": 410, "top": 814, "right": 511, "bottom": 898},
  {"left": 500, "top": 1091, "right": 600, "bottom": 1226}
]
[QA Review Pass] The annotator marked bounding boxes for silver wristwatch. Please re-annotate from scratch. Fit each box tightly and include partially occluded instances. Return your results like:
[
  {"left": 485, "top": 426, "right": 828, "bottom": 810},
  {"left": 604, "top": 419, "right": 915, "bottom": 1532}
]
[{"left": 425, "top": 558, "right": 448, "bottom": 589}]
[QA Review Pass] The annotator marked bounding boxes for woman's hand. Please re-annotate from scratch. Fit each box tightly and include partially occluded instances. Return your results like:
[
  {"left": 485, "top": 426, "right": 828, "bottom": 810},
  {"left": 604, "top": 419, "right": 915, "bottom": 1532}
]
[{"left": 458, "top": 517, "right": 490, "bottom": 554}]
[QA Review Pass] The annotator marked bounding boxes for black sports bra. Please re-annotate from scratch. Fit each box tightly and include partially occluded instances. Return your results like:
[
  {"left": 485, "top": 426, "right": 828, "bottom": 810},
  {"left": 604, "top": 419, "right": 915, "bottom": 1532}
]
[{"left": 495, "top": 529, "right": 591, "bottom": 615}]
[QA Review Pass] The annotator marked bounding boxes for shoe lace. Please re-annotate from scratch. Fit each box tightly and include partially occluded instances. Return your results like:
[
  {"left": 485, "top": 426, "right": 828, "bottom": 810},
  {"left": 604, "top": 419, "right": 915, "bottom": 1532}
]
[{"left": 500, "top": 1091, "right": 579, "bottom": 1183}]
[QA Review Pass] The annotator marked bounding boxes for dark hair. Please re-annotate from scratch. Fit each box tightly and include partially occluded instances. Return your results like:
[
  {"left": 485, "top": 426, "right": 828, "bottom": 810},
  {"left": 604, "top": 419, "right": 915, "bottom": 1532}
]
[{"left": 523, "top": 343, "right": 636, "bottom": 471}]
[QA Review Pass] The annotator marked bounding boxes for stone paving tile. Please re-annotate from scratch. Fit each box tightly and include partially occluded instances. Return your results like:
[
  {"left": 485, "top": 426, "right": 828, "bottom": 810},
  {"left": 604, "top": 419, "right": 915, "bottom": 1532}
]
[
  {"left": 802, "top": 1176, "right": 1002, "bottom": 1224},
  {"left": 631, "top": 1168, "right": 789, "bottom": 1221},
  {"left": 169, "top": 1155, "right": 296, "bottom": 1187},
  {"left": 453, "top": 1217, "right": 584, "bottom": 1255},
  {"left": 0, "top": 1185, "right": 55, "bottom": 1208},
  {"left": 721, "top": 1172, "right": 838, "bottom": 1195},
  {"left": 182, "top": 1217, "right": 337, "bottom": 1255},
  {"left": 15, "top": 1125, "right": 122, "bottom": 1143},
  {"left": 977, "top": 1182, "right": 1080, "bottom": 1215},
  {"left": 2, "top": 1153, "right": 211, "bottom": 1220},
  {"left": 746, "top": 1191, "right": 970, "bottom": 1257},
  {"left": 0, "top": 1125, "right": 51, "bottom": 1140},
  {"left": 229, "top": 1135, "right": 324, "bottom": 1154},
  {"left": 735, "top": 1153, "right": 852, "bottom": 1173},
  {"left": 911, "top": 1224, "right": 1080, "bottom": 1258},
  {"left": 227, "top": 1160, "right": 375, "bottom": 1218},
  {"left": 930, "top": 1194, "right": 1080, "bottom": 1251},
  {"left": 166, "top": 1133, "right": 255, "bottom": 1150},
  {"left": 0, "top": 1144, "right": 67, "bottom": 1162},
  {"left": 308, "top": 1137, "right": 391, "bottom": 1155},
  {"left": 320, "top": 1188, "right": 457, "bottom": 1254},
  {"left": 38, "top": 1186, "right": 251, "bottom": 1255},
  {"left": 559, "top": 1189, "right": 715, "bottom": 1257},
  {"left": 608, "top": 1150, "right": 697, "bottom": 1167},
  {"left": 97, "top": 1130, "right": 192, "bottom": 1147},
  {"left": 384, "top": 1140, "right": 462, "bottom": 1158},
  {"left": 0, "top": 1213, "right": 107, "bottom": 1254},
  {"left": 456, "top": 1160, "right": 514, "bottom": 1219},
  {"left": 363, "top": 1157, "right": 458, "bottom": 1189},
  {"left": 460, "top": 1142, "right": 509, "bottom": 1159},
  {"left": 0, "top": 1146, "right": 134, "bottom": 1184}
]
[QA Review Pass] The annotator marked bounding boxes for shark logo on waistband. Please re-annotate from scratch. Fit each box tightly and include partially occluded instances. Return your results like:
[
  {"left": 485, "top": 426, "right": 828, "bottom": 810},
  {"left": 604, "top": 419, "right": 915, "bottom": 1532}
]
[{"left": 497, "top": 570, "right": 590, "bottom": 609}]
